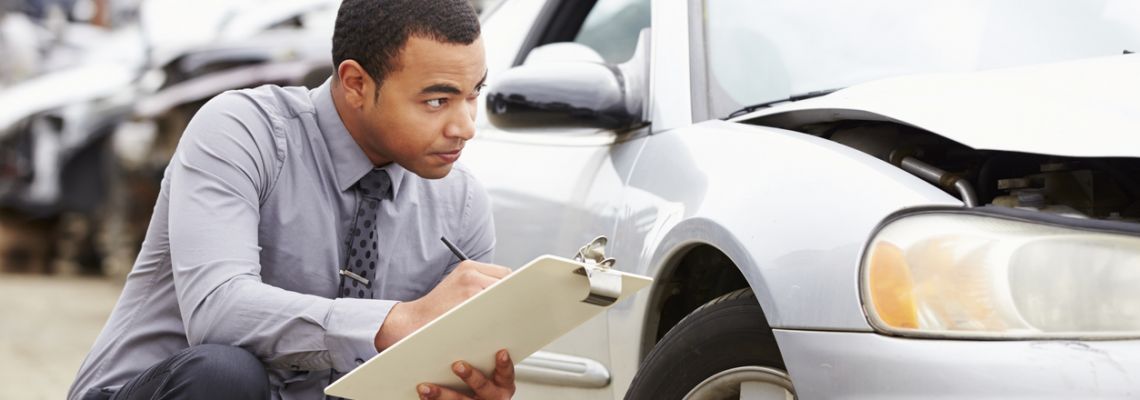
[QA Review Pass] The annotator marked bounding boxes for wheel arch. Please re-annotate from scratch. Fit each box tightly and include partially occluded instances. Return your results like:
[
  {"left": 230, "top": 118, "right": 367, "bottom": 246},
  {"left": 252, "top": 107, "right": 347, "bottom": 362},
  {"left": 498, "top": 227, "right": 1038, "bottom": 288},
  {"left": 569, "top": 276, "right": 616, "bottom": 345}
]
[{"left": 639, "top": 217, "right": 782, "bottom": 362}]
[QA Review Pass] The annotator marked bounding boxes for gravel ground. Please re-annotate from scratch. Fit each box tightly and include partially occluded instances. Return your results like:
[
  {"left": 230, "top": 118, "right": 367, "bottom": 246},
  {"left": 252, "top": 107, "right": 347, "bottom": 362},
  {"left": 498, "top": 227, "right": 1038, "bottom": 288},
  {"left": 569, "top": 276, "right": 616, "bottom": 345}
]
[{"left": 0, "top": 273, "right": 121, "bottom": 400}]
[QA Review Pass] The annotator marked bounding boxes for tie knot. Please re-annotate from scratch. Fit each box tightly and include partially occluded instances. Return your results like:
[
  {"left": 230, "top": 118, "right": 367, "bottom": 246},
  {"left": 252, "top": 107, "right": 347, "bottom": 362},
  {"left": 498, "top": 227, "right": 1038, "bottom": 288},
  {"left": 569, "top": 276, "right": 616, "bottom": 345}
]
[{"left": 356, "top": 169, "right": 392, "bottom": 200}]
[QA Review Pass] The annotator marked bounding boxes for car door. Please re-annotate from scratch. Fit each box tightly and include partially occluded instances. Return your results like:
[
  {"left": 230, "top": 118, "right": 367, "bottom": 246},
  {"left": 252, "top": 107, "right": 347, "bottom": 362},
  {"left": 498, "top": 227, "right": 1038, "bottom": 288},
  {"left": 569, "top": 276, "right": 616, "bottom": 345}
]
[{"left": 463, "top": 0, "right": 651, "bottom": 398}]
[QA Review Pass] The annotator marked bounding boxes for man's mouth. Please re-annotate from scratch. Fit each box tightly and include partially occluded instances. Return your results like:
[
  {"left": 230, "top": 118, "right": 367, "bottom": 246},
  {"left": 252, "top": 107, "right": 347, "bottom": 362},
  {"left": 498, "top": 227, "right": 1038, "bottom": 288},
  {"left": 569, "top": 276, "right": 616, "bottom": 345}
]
[{"left": 434, "top": 148, "right": 463, "bottom": 163}]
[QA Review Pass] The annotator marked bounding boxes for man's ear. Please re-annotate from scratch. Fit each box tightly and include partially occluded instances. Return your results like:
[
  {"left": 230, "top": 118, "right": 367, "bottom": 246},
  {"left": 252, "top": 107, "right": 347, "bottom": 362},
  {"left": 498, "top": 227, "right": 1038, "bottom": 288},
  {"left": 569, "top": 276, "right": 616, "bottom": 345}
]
[{"left": 336, "top": 60, "right": 374, "bottom": 109}]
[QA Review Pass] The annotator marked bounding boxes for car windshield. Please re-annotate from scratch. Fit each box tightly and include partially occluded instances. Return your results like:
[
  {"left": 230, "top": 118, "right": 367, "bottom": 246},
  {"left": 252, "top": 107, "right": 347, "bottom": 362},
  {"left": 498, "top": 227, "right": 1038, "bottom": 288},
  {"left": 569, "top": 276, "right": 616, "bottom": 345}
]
[{"left": 704, "top": 0, "right": 1140, "bottom": 118}]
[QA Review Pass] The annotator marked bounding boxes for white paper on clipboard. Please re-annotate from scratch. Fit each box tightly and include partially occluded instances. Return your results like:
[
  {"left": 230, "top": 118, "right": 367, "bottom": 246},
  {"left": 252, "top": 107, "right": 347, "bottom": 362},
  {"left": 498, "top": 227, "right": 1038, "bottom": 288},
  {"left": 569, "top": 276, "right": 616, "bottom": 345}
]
[{"left": 324, "top": 254, "right": 652, "bottom": 400}]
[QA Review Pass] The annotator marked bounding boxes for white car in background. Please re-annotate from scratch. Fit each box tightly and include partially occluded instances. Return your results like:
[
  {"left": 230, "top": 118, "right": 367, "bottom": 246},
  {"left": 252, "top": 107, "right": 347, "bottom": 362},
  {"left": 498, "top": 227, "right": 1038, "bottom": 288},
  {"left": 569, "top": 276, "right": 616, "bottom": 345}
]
[
  {"left": 0, "top": 0, "right": 339, "bottom": 275},
  {"left": 466, "top": 0, "right": 1140, "bottom": 399}
]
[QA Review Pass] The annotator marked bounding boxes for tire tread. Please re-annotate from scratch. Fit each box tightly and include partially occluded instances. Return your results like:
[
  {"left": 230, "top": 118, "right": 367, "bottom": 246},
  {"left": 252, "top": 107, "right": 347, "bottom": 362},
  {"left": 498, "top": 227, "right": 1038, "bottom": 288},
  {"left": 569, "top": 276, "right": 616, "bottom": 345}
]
[{"left": 625, "top": 288, "right": 783, "bottom": 400}]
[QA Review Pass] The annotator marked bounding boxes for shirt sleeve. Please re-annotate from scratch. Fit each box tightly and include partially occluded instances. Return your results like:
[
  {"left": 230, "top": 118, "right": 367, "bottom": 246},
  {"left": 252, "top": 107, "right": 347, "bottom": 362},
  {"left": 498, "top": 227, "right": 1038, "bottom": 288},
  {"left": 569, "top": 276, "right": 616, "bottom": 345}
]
[
  {"left": 167, "top": 91, "right": 388, "bottom": 373},
  {"left": 456, "top": 167, "right": 496, "bottom": 269},
  {"left": 437, "top": 166, "right": 496, "bottom": 278}
]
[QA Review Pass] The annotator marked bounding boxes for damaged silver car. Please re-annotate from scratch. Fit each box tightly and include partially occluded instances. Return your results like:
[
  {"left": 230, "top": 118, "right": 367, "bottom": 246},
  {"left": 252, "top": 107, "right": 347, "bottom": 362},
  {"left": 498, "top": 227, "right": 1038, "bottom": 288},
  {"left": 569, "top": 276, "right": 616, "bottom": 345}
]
[{"left": 466, "top": 0, "right": 1140, "bottom": 398}]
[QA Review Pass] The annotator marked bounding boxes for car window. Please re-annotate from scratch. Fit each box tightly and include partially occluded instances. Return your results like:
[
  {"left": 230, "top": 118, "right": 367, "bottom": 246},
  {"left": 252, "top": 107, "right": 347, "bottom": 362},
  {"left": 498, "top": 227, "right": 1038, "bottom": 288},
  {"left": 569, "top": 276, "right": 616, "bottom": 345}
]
[
  {"left": 703, "top": 0, "right": 1140, "bottom": 119},
  {"left": 573, "top": 0, "right": 651, "bottom": 64}
]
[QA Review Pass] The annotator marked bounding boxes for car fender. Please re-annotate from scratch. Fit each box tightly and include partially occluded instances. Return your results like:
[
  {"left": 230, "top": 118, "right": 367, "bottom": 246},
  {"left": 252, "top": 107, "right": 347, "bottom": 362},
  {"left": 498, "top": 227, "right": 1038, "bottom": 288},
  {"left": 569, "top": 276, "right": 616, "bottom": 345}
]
[
  {"left": 631, "top": 120, "right": 962, "bottom": 328},
  {"left": 606, "top": 119, "right": 962, "bottom": 393}
]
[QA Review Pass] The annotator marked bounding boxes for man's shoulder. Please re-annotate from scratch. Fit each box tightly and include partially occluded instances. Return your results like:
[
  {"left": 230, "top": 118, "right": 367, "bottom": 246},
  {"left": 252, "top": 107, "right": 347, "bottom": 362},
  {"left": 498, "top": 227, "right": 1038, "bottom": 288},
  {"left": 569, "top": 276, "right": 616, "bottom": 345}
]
[
  {"left": 202, "top": 84, "right": 315, "bottom": 121},
  {"left": 180, "top": 85, "right": 316, "bottom": 170},
  {"left": 185, "top": 84, "right": 318, "bottom": 153}
]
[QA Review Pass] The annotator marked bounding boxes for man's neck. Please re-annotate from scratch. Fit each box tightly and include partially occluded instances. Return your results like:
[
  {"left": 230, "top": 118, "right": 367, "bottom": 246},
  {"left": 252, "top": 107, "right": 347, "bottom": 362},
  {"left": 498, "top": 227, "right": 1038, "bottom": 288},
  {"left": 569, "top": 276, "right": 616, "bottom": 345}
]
[{"left": 330, "top": 81, "right": 392, "bottom": 168}]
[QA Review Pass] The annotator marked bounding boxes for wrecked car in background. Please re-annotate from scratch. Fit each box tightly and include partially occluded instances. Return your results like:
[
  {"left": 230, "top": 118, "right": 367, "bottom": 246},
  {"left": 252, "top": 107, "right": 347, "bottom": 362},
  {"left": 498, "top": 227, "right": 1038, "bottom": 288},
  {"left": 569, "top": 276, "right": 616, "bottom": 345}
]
[
  {"left": 464, "top": 0, "right": 1140, "bottom": 398},
  {"left": 103, "top": 0, "right": 337, "bottom": 275},
  {"left": 0, "top": 0, "right": 337, "bottom": 274}
]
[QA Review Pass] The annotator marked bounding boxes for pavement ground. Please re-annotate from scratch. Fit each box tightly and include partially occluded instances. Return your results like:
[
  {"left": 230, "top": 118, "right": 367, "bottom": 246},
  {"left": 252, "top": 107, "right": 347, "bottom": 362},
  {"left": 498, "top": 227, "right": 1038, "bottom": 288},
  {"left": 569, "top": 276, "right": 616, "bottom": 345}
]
[{"left": 0, "top": 273, "right": 121, "bottom": 399}]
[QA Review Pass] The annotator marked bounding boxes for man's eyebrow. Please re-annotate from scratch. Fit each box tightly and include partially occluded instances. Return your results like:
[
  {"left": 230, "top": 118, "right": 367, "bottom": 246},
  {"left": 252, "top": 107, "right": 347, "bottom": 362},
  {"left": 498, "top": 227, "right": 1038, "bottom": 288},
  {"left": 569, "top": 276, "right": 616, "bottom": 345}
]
[
  {"left": 418, "top": 71, "right": 489, "bottom": 96},
  {"left": 419, "top": 83, "right": 462, "bottom": 96}
]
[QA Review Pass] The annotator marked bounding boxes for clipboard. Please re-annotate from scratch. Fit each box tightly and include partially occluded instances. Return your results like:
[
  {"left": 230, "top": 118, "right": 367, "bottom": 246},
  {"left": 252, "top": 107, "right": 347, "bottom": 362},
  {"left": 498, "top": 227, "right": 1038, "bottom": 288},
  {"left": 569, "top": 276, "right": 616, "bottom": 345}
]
[{"left": 325, "top": 236, "right": 652, "bottom": 399}]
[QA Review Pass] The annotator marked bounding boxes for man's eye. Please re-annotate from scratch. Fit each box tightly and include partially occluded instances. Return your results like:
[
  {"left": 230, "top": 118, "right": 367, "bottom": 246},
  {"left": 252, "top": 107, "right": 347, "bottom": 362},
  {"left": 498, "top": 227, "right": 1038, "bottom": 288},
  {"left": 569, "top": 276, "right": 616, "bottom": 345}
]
[
  {"left": 426, "top": 99, "right": 446, "bottom": 109},
  {"left": 473, "top": 84, "right": 487, "bottom": 97}
]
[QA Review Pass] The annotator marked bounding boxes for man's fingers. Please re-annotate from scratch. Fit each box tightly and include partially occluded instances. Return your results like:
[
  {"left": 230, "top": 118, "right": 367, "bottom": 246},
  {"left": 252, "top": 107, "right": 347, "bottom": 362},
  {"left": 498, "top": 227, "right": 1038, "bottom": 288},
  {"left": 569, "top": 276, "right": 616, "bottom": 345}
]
[
  {"left": 453, "top": 361, "right": 497, "bottom": 397},
  {"left": 451, "top": 264, "right": 496, "bottom": 289},
  {"left": 483, "top": 264, "right": 512, "bottom": 279},
  {"left": 492, "top": 349, "right": 515, "bottom": 391},
  {"left": 471, "top": 274, "right": 499, "bottom": 294},
  {"left": 463, "top": 261, "right": 511, "bottom": 279},
  {"left": 417, "top": 383, "right": 472, "bottom": 400}
]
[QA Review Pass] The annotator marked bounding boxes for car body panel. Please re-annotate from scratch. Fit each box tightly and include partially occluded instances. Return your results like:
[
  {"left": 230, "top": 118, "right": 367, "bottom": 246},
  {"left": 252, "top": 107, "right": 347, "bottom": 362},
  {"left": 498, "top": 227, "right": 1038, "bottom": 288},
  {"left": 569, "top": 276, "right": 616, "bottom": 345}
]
[
  {"left": 741, "top": 54, "right": 1140, "bottom": 158},
  {"left": 776, "top": 329, "right": 1140, "bottom": 399},
  {"left": 624, "top": 120, "right": 960, "bottom": 330},
  {"left": 464, "top": 127, "right": 648, "bottom": 400},
  {"left": 600, "top": 120, "right": 962, "bottom": 396}
]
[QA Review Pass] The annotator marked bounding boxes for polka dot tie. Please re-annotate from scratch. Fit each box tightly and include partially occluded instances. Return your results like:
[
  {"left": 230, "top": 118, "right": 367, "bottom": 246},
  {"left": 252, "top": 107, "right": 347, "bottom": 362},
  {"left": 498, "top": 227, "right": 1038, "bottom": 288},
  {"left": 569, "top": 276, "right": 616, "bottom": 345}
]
[{"left": 339, "top": 169, "right": 392, "bottom": 300}]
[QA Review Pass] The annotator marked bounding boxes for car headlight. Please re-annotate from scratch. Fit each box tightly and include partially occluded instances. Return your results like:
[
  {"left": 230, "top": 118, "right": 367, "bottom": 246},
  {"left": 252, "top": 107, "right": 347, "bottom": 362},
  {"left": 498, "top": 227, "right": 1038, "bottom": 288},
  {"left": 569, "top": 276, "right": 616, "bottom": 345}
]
[{"left": 861, "top": 207, "right": 1140, "bottom": 339}]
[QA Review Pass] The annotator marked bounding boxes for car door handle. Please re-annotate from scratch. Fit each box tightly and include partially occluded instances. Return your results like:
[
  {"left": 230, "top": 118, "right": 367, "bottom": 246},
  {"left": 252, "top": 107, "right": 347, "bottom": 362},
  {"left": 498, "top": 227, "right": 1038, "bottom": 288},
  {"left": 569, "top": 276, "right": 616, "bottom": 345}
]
[{"left": 516, "top": 351, "right": 611, "bottom": 388}]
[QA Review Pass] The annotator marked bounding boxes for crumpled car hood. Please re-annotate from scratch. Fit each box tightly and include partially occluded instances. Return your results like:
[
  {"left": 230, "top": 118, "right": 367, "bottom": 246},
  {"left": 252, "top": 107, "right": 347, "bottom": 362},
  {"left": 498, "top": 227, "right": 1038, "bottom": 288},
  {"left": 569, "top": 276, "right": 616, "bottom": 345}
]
[{"left": 741, "top": 54, "right": 1140, "bottom": 158}]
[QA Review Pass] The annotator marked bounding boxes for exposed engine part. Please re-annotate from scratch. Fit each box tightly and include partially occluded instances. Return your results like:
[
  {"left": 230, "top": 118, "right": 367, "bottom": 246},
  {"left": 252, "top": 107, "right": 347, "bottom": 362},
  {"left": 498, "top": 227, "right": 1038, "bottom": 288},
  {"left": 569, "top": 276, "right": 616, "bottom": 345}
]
[
  {"left": 776, "top": 120, "right": 1140, "bottom": 222},
  {"left": 820, "top": 124, "right": 980, "bottom": 207},
  {"left": 985, "top": 160, "right": 1136, "bottom": 220},
  {"left": 894, "top": 154, "right": 979, "bottom": 208}
]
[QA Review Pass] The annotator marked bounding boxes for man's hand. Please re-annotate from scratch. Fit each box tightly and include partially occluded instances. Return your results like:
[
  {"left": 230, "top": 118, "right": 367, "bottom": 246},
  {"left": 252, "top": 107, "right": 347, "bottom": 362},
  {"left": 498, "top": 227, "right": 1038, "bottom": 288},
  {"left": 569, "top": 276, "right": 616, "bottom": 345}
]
[
  {"left": 417, "top": 349, "right": 516, "bottom": 400},
  {"left": 375, "top": 260, "right": 511, "bottom": 350}
]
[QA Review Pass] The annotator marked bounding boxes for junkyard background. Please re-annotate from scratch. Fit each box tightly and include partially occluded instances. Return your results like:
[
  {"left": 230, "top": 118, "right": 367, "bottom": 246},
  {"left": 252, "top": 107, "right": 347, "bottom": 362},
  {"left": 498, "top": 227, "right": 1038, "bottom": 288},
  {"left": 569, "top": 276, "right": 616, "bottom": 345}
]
[{"left": 0, "top": 1, "right": 499, "bottom": 398}]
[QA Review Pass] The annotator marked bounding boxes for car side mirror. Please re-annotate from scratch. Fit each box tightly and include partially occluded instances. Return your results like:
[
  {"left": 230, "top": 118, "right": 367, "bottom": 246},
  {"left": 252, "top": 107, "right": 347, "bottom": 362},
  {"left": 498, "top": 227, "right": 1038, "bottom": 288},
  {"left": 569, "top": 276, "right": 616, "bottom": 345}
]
[
  {"left": 523, "top": 42, "right": 605, "bottom": 65},
  {"left": 486, "top": 61, "right": 641, "bottom": 130},
  {"left": 487, "top": 30, "right": 650, "bottom": 131}
]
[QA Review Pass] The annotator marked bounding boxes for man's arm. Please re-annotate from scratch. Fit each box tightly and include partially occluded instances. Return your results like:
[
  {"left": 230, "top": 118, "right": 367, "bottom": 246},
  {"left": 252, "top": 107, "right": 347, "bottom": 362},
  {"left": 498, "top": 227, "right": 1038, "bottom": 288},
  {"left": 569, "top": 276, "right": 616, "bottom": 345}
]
[
  {"left": 375, "top": 169, "right": 502, "bottom": 349},
  {"left": 371, "top": 172, "right": 516, "bottom": 399},
  {"left": 458, "top": 169, "right": 496, "bottom": 264},
  {"left": 167, "top": 92, "right": 391, "bottom": 373}
]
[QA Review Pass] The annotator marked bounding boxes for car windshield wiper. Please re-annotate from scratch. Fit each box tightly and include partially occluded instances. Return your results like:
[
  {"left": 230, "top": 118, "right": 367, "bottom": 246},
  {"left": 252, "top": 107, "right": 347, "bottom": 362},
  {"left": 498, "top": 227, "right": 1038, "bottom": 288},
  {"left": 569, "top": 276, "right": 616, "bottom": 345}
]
[{"left": 725, "top": 88, "right": 841, "bottom": 119}]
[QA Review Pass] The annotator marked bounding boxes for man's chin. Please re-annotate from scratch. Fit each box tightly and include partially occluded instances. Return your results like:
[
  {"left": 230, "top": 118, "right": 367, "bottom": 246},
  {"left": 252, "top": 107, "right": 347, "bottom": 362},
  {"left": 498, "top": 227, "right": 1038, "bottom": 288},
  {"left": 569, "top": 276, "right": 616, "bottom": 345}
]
[{"left": 408, "top": 163, "right": 454, "bottom": 180}]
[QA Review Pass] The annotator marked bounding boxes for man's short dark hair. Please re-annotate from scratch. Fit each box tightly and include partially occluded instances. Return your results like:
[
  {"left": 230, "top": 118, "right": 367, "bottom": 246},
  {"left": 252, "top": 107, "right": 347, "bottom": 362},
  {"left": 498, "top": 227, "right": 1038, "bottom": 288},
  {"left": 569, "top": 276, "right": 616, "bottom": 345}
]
[{"left": 332, "top": 0, "right": 481, "bottom": 88}]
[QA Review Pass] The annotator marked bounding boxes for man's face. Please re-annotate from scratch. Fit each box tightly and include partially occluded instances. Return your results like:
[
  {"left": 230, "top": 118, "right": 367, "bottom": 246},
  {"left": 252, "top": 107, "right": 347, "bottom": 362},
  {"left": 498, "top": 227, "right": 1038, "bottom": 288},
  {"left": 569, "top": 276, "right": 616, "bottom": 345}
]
[{"left": 357, "top": 36, "right": 487, "bottom": 179}]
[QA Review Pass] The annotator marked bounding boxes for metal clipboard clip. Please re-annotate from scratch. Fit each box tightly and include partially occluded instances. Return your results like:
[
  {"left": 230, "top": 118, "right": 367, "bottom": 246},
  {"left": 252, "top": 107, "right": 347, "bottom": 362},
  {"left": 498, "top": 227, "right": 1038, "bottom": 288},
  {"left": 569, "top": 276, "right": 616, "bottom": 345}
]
[{"left": 572, "top": 236, "right": 621, "bottom": 306}]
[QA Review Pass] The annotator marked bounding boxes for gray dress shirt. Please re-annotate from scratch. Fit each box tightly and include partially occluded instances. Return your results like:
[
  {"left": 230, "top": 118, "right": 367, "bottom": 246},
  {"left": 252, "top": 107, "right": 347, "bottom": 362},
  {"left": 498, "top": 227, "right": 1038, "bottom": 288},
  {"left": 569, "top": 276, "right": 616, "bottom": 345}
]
[{"left": 68, "top": 80, "right": 495, "bottom": 400}]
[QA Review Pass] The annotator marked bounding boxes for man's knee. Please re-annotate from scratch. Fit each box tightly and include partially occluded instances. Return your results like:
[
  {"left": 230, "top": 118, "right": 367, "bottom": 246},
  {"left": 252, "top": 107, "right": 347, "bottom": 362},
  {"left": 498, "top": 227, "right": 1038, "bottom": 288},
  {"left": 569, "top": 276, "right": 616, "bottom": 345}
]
[{"left": 168, "top": 344, "right": 269, "bottom": 399}]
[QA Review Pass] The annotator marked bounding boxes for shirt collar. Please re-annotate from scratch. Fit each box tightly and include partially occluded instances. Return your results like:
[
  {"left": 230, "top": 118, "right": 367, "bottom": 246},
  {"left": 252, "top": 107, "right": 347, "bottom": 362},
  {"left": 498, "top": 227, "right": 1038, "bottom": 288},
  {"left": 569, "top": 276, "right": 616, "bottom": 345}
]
[
  {"left": 312, "top": 79, "right": 406, "bottom": 198},
  {"left": 375, "top": 163, "right": 407, "bottom": 200}
]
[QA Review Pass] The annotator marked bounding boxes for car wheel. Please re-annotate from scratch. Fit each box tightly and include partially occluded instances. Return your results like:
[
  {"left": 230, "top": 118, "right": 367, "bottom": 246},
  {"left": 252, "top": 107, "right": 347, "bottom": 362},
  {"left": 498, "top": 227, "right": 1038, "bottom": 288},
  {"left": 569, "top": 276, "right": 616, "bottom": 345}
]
[{"left": 625, "top": 288, "right": 795, "bottom": 400}]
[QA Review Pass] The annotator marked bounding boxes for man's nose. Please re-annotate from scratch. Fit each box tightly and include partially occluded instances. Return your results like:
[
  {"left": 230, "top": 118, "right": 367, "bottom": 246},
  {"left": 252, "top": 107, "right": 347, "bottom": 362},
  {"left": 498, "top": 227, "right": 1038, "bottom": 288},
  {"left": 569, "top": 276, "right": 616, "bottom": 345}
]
[{"left": 444, "top": 101, "right": 477, "bottom": 140}]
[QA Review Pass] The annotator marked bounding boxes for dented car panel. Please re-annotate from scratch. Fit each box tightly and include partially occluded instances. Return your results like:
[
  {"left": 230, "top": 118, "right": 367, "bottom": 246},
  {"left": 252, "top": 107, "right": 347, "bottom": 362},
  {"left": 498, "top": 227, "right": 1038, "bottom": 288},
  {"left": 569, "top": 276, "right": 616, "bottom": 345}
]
[{"left": 740, "top": 55, "right": 1140, "bottom": 158}]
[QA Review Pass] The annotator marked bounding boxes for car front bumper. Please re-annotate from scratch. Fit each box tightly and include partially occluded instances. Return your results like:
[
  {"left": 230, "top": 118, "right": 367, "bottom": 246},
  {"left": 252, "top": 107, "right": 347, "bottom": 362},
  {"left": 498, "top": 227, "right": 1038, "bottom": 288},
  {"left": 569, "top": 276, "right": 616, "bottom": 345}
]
[{"left": 774, "top": 329, "right": 1139, "bottom": 399}]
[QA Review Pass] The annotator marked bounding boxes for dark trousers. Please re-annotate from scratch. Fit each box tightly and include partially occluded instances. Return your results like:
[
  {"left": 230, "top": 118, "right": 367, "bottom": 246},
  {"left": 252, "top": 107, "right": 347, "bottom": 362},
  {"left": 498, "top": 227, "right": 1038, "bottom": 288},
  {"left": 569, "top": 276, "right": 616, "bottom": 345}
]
[{"left": 82, "top": 344, "right": 270, "bottom": 400}]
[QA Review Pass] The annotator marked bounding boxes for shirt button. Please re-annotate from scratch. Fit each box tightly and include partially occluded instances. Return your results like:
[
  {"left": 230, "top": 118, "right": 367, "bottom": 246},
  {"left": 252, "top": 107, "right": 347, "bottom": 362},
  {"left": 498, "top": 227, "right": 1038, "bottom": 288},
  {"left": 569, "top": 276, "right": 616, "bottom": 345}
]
[{"left": 355, "top": 358, "right": 364, "bottom": 365}]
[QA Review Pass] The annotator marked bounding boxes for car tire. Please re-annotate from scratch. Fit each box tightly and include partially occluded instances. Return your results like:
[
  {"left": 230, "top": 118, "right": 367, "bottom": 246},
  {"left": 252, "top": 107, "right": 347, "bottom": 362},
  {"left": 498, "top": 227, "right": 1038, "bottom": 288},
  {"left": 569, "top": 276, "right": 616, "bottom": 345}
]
[{"left": 625, "top": 288, "right": 795, "bottom": 400}]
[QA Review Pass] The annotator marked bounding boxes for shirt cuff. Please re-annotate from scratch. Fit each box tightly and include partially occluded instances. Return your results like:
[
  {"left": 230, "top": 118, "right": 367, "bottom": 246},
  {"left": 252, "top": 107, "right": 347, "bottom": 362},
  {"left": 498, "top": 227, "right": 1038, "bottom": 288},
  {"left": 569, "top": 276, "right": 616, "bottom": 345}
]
[{"left": 325, "top": 298, "right": 397, "bottom": 373}]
